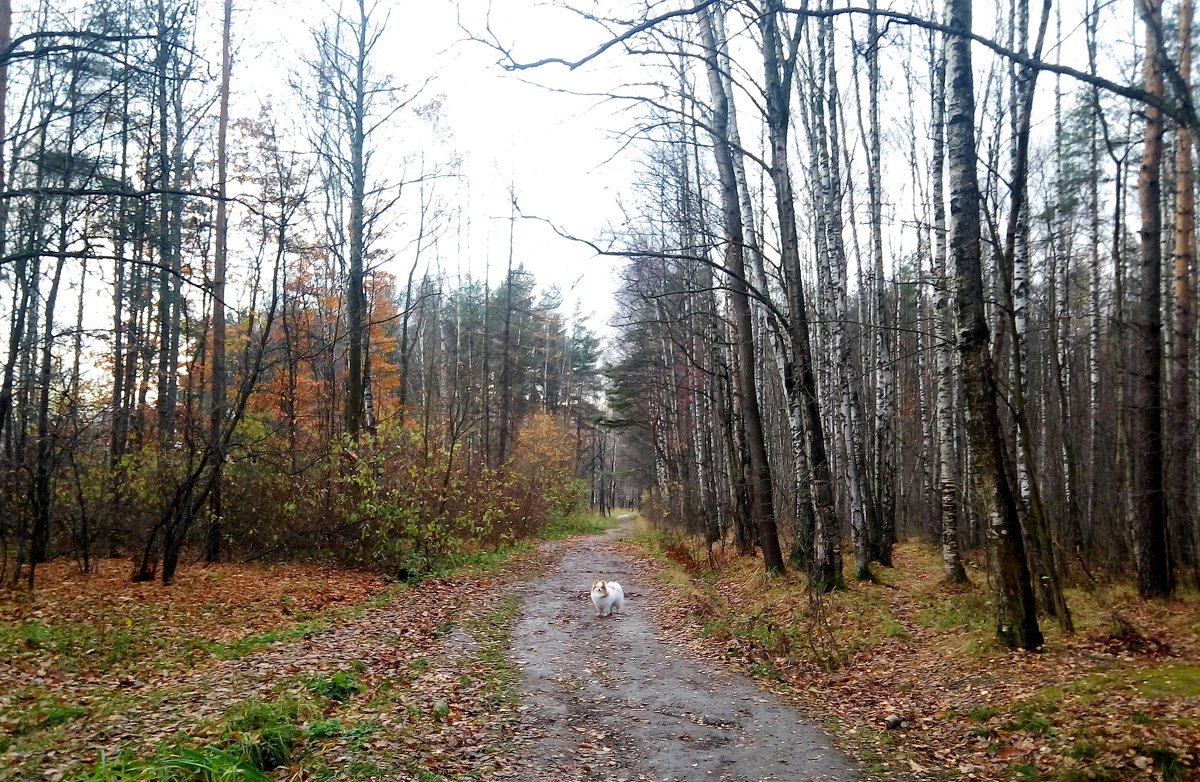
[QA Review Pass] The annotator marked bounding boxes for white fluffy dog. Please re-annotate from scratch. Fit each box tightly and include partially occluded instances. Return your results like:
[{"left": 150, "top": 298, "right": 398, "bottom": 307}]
[{"left": 590, "top": 579, "right": 625, "bottom": 617}]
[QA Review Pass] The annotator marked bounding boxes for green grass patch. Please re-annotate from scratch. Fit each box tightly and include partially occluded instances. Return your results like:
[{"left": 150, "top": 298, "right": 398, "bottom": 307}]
[
  {"left": 0, "top": 619, "right": 142, "bottom": 674},
  {"left": 0, "top": 698, "right": 88, "bottom": 752},
  {"left": 969, "top": 705, "right": 999, "bottom": 722},
  {"left": 465, "top": 595, "right": 522, "bottom": 706},
  {"left": 541, "top": 513, "right": 619, "bottom": 540},
  {"left": 1004, "top": 704, "right": 1057, "bottom": 736},
  {"left": 1067, "top": 740, "right": 1099, "bottom": 761},
  {"left": 1010, "top": 762, "right": 1039, "bottom": 781},
  {"left": 914, "top": 592, "right": 992, "bottom": 632},
  {"left": 305, "top": 717, "right": 379, "bottom": 747},
  {"left": 70, "top": 690, "right": 318, "bottom": 781},
  {"left": 747, "top": 660, "right": 781, "bottom": 681},
  {"left": 75, "top": 746, "right": 275, "bottom": 782},
  {"left": 304, "top": 670, "right": 364, "bottom": 702},
  {"left": 1063, "top": 663, "right": 1200, "bottom": 703},
  {"left": 1145, "top": 747, "right": 1186, "bottom": 782},
  {"left": 223, "top": 697, "right": 310, "bottom": 770},
  {"left": 1132, "top": 665, "right": 1200, "bottom": 698},
  {"left": 202, "top": 616, "right": 334, "bottom": 660}
]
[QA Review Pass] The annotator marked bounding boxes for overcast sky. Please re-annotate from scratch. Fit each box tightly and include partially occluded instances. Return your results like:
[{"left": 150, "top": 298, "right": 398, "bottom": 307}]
[{"left": 225, "top": 0, "right": 635, "bottom": 332}]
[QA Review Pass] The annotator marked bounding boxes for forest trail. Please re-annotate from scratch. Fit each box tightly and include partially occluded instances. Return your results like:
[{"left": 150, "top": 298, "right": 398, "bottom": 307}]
[
  {"left": 498, "top": 517, "right": 860, "bottom": 782},
  {"left": 5, "top": 522, "right": 863, "bottom": 781}
]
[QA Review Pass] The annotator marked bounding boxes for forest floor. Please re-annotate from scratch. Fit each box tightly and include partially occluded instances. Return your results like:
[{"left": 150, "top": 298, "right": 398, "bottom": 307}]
[
  {"left": 0, "top": 518, "right": 1196, "bottom": 781},
  {"left": 630, "top": 528, "right": 1200, "bottom": 782}
]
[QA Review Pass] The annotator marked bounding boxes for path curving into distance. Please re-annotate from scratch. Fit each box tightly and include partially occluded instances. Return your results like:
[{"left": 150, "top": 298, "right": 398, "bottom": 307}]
[{"left": 497, "top": 518, "right": 861, "bottom": 782}]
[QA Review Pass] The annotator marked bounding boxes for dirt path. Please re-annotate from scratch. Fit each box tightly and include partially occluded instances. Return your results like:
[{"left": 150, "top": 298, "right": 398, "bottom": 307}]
[{"left": 498, "top": 518, "right": 860, "bottom": 782}]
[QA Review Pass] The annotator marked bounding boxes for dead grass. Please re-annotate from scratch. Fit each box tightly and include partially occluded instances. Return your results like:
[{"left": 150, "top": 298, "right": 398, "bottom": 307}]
[{"left": 626, "top": 527, "right": 1200, "bottom": 781}]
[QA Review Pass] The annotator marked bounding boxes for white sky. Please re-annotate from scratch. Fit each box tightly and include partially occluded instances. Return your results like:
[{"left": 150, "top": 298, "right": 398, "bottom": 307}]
[
  {"left": 228, "top": 0, "right": 635, "bottom": 332},
  {"left": 4, "top": 0, "right": 1152, "bottom": 367}
]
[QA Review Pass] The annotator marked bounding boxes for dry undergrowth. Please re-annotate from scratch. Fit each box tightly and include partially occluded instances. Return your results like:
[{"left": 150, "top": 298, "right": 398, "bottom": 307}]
[
  {"left": 622, "top": 528, "right": 1200, "bottom": 782},
  {"left": 0, "top": 541, "right": 567, "bottom": 781}
]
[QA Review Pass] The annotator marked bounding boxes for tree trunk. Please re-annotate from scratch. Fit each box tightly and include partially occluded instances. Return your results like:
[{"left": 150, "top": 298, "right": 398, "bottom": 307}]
[
  {"left": 945, "top": 0, "right": 1042, "bottom": 650},
  {"left": 777, "top": 0, "right": 844, "bottom": 590},
  {"left": 205, "top": 0, "right": 233, "bottom": 564},
  {"left": 699, "top": 4, "right": 785, "bottom": 574},
  {"left": 344, "top": 1, "right": 368, "bottom": 440},
  {"left": 930, "top": 27, "right": 967, "bottom": 584},
  {"left": 1170, "top": 0, "right": 1196, "bottom": 586},
  {"left": 1131, "top": 0, "right": 1173, "bottom": 598},
  {"left": 867, "top": 0, "right": 895, "bottom": 567}
]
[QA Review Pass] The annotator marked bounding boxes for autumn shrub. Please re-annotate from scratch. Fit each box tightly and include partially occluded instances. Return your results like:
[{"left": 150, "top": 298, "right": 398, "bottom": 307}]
[
  {"left": 326, "top": 424, "right": 522, "bottom": 573},
  {"left": 506, "top": 412, "right": 585, "bottom": 525},
  {"left": 22, "top": 404, "right": 590, "bottom": 578}
]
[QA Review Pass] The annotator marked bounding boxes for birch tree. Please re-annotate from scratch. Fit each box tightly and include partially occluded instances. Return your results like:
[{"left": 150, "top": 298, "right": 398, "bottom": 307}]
[{"left": 945, "top": 0, "right": 1042, "bottom": 650}]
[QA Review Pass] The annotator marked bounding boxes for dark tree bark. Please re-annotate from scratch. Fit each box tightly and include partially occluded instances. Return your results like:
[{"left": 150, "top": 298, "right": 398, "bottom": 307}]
[
  {"left": 698, "top": 4, "right": 785, "bottom": 574},
  {"left": 1131, "top": 0, "right": 1172, "bottom": 598},
  {"left": 945, "top": 0, "right": 1042, "bottom": 650}
]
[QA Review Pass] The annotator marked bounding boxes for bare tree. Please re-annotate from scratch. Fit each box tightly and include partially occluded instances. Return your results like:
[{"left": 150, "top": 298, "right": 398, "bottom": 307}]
[
  {"left": 944, "top": 0, "right": 1042, "bottom": 650},
  {"left": 1130, "top": 0, "right": 1172, "bottom": 598}
]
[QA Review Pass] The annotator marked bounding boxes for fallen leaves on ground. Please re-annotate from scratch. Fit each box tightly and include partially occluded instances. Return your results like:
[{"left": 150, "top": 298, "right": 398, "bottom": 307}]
[
  {"left": 621, "top": 536, "right": 1200, "bottom": 781},
  {"left": 0, "top": 548, "right": 564, "bottom": 781}
]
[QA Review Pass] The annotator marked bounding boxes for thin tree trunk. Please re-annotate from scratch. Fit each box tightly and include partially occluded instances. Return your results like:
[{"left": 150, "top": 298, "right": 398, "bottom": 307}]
[
  {"left": 1170, "top": 0, "right": 1196, "bottom": 585},
  {"left": 866, "top": 0, "right": 895, "bottom": 567},
  {"left": 205, "top": 0, "right": 232, "bottom": 564},
  {"left": 344, "top": 0, "right": 369, "bottom": 440}
]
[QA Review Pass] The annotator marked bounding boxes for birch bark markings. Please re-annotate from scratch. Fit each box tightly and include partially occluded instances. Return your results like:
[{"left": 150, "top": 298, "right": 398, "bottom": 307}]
[
  {"left": 930, "top": 28, "right": 967, "bottom": 584},
  {"left": 998, "top": 0, "right": 1072, "bottom": 632},
  {"left": 698, "top": 5, "right": 785, "bottom": 574},
  {"left": 757, "top": 0, "right": 846, "bottom": 587},
  {"left": 866, "top": 0, "right": 896, "bottom": 568},
  {"left": 945, "top": 0, "right": 1042, "bottom": 650}
]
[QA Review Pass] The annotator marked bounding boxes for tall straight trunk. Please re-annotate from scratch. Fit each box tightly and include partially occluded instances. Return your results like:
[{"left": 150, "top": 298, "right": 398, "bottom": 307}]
[
  {"left": 1000, "top": 0, "right": 1072, "bottom": 631},
  {"left": 1170, "top": 0, "right": 1196, "bottom": 584},
  {"left": 788, "top": 9, "right": 844, "bottom": 590},
  {"left": 714, "top": 6, "right": 810, "bottom": 563},
  {"left": 498, "top": 207, "right": 515, "bottom": 464},
  {"left": 1132, "top": 0, "right": 1173, "bottom": 598},
  {"left": 1085, "top": 1, "right": 1102, "bottom": 554},
  {"left": 809, "top": 5, "right": 869, "bottom": 582},
  {"left": 945, "top": 0, "right": 1042, "bottom": 650},
  {"left": 205, "top": 0, "right": 232, "bottom": 564},
  {"left": 0, "top": 0, "right": 8, "bottom": 250},
  {"left": 155, "top": 0, "right": 173, "bottom": 444},
  {"left": 831, "top": 86, "right": 871, "bottom": 581},
  {"left": 867, "top": 0, "right": 895, "bottom": 567},
  {"left": 930, "top": 28, "right": 967, "bottom": 583},
  {"left": 1047, "top": 3, "right": 1082, "bottom": 560},
  {"left": 110, "top": 35, "right": 133, "bottom": 478},
  {"left": 344, "top": 0, "right": 369, "bottom": 439},
  {"left": 700, "top": 5, "right": 785, "bottom": 574},
  {"left": 29, "top": 257, "right": 66, "bottom": 573}
]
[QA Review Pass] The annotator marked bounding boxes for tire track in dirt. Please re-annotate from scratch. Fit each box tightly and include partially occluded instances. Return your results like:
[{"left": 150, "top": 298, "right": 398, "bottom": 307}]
[{"left": 498, "top": 519, "right": 860, "bottom": 782}]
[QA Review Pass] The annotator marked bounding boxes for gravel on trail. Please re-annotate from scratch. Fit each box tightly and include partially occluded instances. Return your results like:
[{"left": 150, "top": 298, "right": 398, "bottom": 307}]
[{"left": 497, "top": 517, "right": 861, "bottom": 782}]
